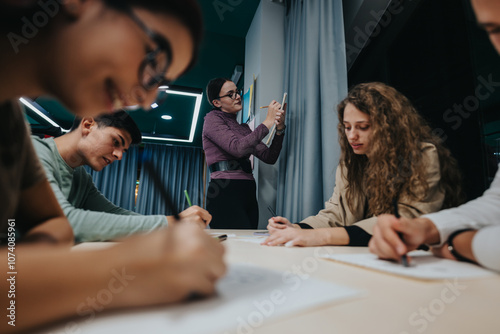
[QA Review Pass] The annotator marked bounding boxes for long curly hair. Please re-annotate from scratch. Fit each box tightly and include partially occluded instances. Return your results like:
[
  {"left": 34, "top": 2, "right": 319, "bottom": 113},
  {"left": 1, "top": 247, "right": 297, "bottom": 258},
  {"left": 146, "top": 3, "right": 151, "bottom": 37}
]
[{"left": 337, "top": 82, "right": 464, "bottom": 215}]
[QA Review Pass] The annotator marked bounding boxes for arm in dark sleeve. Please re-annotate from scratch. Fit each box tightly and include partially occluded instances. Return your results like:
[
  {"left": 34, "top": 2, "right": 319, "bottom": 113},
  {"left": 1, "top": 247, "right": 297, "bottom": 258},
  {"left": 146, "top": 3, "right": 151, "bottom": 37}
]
[
  {"left": 204, "top": 113, "right": 270, "bottom": 158},
  {"left": 253, "top": 132, "right": 285, "bottom": 164},
  {"left": 344, "top": 226, "right": 372, "bottom": 246}
]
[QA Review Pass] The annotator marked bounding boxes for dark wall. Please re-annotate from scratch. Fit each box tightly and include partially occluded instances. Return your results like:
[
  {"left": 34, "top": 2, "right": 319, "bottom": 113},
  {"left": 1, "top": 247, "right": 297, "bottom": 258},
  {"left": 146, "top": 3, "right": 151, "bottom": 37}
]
[{"left": 347, "top": 0, "right": 500, "bottom": 201}]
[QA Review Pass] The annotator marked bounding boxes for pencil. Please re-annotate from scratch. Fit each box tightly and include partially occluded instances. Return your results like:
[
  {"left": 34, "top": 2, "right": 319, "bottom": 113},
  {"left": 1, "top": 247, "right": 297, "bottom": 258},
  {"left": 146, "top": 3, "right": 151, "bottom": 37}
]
[
  {"left": 143, "top": 158, "right": 180, "bottom": 220},
  {"left": 393, "top": 198, "right": 409, "bottom": 267},
  {"left": 260, "top": 105, "right": 269, "bottom": 109},
  {"left": 267, "top": 205, "right": 277, "bottom": 217},
  {"left": 184, "top": 189, "right": 192, "bottom": 207}
]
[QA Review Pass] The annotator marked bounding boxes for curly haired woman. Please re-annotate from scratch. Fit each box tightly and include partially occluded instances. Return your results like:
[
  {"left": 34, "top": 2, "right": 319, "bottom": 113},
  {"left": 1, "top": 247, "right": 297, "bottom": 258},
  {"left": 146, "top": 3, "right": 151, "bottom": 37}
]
[{"left": 263, "top": 82, "right": 464, "bottom": 247}]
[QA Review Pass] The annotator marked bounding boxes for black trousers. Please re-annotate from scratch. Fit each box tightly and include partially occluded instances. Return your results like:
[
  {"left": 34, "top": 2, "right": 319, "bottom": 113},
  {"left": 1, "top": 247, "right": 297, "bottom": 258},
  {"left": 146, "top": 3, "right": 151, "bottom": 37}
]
[{"left": 207, "top": 179, "right": 259, "bottom": 229}]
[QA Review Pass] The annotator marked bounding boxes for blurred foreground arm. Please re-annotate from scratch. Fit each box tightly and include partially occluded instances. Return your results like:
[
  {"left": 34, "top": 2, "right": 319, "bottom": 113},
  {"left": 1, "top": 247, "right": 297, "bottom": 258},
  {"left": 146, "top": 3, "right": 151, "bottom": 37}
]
[
  {"left": 17, "top": 179, "right": 74, "bottom": 246},
  {"left": 0, "top": 223, "right": 226, "bottom": 333}
]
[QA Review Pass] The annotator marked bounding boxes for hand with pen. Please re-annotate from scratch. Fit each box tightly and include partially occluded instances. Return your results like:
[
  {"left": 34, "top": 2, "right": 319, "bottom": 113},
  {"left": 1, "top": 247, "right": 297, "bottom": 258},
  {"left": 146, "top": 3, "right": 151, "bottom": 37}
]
[
  {"left": 267, "top": 216, "right": 298, "bottom": 230},
  {"left": 369, "top": 215, "right": 440, "bottom": 262},
  {"left": 110, "top": 222, "right": 226, "bottom": 307},
  {"left": 262, "top": 100, "right": 283, "bottom": 130},
  {"left": 370, "top": 214, "right": 481, "bottom": 264},
  {"left": 166, "top": 206, "right": 212, "bottom": 228}
]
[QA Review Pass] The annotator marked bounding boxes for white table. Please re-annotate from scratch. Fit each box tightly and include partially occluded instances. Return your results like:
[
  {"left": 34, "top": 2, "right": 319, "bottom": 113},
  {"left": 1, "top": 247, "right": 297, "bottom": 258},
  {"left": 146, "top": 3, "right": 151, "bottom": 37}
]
[{"left": 70, "top": 229, "right": 500, "bottom": 334}]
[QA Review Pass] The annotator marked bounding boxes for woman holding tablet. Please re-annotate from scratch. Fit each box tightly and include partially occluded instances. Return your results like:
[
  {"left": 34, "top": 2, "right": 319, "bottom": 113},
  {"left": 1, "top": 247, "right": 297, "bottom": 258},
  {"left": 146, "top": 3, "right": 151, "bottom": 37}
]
[{"left": 203, "top": 78, "right": 286, "bottom": 229}]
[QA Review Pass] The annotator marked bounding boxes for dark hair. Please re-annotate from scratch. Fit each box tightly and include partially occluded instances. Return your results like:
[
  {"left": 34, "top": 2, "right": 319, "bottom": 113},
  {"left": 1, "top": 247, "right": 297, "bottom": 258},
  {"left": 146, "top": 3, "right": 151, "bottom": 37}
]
[
  {"left": 71, "top": 110, "right": 142, "bottom": 145},
  {"left": 105, "top": 0, "right": 203, "bottom": 75},
  {"left": 206, "top": 78, "right": 230, "bottom": 109}
]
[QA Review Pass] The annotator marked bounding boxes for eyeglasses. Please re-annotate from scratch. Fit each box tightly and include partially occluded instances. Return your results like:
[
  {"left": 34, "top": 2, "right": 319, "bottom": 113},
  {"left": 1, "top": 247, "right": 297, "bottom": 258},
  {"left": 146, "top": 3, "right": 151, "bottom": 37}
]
[
  {"left": 126, "top": 9, "right": 173, "bottom": 91},
  {"left": 218, "top": 89, "right": 243, "bottom": 100}
]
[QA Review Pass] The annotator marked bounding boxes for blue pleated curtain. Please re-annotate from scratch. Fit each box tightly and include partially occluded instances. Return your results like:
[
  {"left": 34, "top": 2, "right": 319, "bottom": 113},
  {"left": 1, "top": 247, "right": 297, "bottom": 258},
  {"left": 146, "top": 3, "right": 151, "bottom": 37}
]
[
  {"left": 84, "top": 145, "right": 139, "bottom": 211},
  {"left": 277, "top": 0, "right": 348, "bottom": 221},
  {"left": 135, "top": 144, "right": 206, "bottom": 216}
]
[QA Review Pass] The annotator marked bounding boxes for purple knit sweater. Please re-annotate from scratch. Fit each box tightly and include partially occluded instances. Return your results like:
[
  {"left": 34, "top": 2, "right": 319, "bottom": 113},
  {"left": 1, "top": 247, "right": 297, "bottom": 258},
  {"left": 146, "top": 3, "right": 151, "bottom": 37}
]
[{"left": 202, "top": 109, "right": 284, "bottom": 180}]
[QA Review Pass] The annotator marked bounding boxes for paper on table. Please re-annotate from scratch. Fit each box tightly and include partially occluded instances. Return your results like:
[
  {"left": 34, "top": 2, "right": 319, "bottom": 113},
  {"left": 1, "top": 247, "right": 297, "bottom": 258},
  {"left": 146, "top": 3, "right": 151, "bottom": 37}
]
[
  {"left": 41, "top": 264, "right": 360, "bottom": 334},
  {"left": 233, "top": 236, "right": 267, "bottom": 244},
  {"left": 322, "top": 251, "right": 497, "bottom": 280}
]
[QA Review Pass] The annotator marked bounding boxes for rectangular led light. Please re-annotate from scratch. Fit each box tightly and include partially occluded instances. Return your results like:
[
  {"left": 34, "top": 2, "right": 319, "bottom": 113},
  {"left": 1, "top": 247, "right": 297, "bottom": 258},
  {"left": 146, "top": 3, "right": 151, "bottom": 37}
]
[
  {"left": 142, "top": 86, "right": 203, "bottom": 143},
  {"left": 19, "top": 97, "right": 70, "bottom": 133}
]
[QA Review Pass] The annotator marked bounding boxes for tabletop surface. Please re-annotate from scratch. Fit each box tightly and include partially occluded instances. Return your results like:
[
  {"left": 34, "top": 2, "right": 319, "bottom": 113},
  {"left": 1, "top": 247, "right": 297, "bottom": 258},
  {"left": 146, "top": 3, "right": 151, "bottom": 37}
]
[{"left": 69, "top": 229, "right": 500, "bottom": 334}]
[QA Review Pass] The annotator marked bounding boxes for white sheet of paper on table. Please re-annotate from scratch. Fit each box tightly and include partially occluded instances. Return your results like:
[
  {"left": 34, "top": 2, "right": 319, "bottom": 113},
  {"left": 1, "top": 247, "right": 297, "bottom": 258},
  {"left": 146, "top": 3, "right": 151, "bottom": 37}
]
[
  {"left": 322, "top": 251, "right": 497, "bottom": 280},
  {"left": 41, "top": 264, "right": 361, "bottom": 334},
  {"left": 232, "top": 236, "right": 267, "bottom": 244}
]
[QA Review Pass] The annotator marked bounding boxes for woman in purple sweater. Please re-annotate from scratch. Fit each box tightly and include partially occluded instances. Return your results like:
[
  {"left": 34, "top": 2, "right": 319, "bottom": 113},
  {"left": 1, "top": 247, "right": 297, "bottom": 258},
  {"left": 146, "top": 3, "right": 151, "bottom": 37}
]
[{"left": 203, "top": 78, "right": 286, "bottom": 229}]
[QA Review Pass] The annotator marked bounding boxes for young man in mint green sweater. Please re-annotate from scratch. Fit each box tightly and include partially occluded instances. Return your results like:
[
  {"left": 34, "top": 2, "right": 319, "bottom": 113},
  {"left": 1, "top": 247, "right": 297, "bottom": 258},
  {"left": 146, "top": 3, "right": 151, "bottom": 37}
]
[{"left": 32, "top": 110, "right": 211, "bottom": 242}]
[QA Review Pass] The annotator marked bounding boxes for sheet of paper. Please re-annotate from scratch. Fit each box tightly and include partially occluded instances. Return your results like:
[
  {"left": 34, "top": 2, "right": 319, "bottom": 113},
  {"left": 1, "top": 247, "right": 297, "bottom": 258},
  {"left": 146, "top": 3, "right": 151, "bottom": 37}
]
[
  {"left": 232, "top": 236, "right": 267, "bottom": 244},
  {"left": 41, "top": 264, "right": 360, "bottom": 334},
  {"left": 322, "top": 251, "right": 497, "bottom": 280}
]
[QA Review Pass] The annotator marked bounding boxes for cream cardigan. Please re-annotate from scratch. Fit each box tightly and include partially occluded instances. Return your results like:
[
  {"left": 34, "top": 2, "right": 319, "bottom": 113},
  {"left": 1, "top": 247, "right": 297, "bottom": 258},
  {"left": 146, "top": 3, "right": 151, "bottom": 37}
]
[{"left": 300, "top": 143, "right": 445, "bottom": 235}]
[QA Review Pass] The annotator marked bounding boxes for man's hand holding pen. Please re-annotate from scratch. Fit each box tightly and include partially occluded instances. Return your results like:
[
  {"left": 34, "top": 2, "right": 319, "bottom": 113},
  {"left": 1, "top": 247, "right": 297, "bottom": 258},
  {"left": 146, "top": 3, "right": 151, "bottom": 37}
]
[
  {"left": 167, "top": 205, "right": 211, "bottom": 228},
  {"left": 113, "top": 223, "right": 226, "bottom": 306}
]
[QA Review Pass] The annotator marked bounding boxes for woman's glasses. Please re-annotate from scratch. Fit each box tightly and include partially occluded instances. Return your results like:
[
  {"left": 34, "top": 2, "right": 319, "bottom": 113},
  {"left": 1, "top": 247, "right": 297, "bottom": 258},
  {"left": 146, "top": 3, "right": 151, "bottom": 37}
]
[{"left": 218, "top": 89, "right": 243, "bottom": 100}]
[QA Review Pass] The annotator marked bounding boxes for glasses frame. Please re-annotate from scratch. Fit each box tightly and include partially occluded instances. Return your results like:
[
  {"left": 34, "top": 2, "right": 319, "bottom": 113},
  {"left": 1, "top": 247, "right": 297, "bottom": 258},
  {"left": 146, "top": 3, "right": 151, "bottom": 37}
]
[
  {"left": 126, "top": 9, "right": 174, "bottom": 91},
  {"left": 217, "top": 89, "right": 243, "bottom": 100}
]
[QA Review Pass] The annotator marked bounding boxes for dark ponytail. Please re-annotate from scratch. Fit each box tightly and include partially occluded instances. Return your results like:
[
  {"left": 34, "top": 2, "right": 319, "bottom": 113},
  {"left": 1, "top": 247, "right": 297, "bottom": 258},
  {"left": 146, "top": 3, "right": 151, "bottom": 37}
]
[{"left": 206, "top": 78, "right": 230, "bottom": 110}]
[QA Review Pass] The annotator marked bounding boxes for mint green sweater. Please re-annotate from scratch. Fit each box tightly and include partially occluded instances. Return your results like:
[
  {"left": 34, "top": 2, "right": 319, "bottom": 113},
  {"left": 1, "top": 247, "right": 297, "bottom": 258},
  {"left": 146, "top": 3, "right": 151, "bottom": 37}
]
[{"left": 32, "top": 137, "right": 167, "bottom": 242}]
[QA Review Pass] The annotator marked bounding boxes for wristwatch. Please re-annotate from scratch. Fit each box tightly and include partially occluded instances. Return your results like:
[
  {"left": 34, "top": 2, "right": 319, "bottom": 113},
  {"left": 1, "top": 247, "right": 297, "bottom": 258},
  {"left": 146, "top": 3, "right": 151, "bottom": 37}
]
[
  {"left": 276, "top": 125, "right": 286, "bottom": 135},
  {"left": 447, "top": 228, "right": 475, "bottom": 263}
]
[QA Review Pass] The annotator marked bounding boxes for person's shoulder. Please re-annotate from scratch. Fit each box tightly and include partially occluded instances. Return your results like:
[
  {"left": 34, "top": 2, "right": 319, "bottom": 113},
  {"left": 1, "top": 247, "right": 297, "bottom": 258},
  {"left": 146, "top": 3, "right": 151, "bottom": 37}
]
[
  {"left": 420, "top": 142, "right": 438, "bottom": 159},
  {"left": 30, "top": 136, "right": 59, "bottom": 170},
  {"left": 31, "top": 135, "right": 54, "bottom": 153},
  {"left": 419, "top": 142, "right": 440, "bottom": 171},
  {"left": 31, "top": 135, "right": 48, "bottom": 146},
  {"left": 204, "top": 109, "right": 223, "bottom": 120},
  {"left": 335, "top": 163, "right": 349, "bottom": 183},
  {"left": 203, "top": 110, "right": 226, "bottom": 128},
  {"left": 420, "top": 142, "right": 437, "bottom": 151}
]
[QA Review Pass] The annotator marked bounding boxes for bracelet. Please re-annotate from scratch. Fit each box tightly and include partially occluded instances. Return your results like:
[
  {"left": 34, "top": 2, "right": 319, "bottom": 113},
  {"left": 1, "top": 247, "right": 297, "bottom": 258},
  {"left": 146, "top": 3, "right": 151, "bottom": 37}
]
[
  {"left": 447, "top": 228, "right": 475, "bottom": 263},
  {"left": 276, "top": 125, "right": 286, "bottom": 135}
]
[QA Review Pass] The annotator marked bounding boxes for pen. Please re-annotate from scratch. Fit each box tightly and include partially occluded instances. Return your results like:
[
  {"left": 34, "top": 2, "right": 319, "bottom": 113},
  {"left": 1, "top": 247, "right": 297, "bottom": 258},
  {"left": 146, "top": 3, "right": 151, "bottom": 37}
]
[
  {"left": 142, "top": 158, "right": 180, "bottom": 220},
  {"left": 393, "top": 198, "right": 409, "bottom": 267},
  {"left": 214, "top": 234, "right": 227, "bottom": 242},
  {"left": 184, "top": 189, "right": 192, "bottom": 207},
  {"left": 267, "top": 205, "right": 277, "bottom": 217}
]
